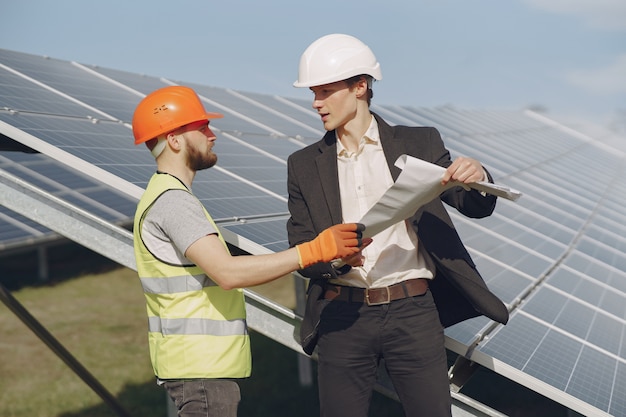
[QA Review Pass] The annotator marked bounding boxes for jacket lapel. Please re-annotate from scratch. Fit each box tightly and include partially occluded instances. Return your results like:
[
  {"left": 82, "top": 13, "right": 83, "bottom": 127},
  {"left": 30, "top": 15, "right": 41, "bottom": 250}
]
[
  {"left": 315, "top": 131, "right": 343, "bottom": 224},
  {"left": 374, "top": 113, "right": 406, "bottom": 182}
]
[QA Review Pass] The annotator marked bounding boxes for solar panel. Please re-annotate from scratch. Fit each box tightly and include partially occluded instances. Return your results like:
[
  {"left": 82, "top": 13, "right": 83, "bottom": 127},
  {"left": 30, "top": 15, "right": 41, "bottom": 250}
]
[
  {"left": 0, "top": 48, "right": 140, "bottom": 122},
  {"left": 0, "top": 146, "right": 136, "bottom": 251},
  {"left": 1, "top": 48, "right": 625, "bottom": 417}
]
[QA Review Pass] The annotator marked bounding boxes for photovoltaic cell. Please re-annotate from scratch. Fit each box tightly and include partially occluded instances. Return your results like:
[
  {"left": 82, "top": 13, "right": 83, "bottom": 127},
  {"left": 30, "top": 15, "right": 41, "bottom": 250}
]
[
  {"left": 80, "top": 64, "right": 175, "bottom": 96},
  {"left": 0, "top": 67, "right": 93, "bottom": 117},
  {"left": 0, "top": 49, "right": 140, "bottom": 122},
  {"left": 228, "top": 91, "right": 324, "bottom": 140}
]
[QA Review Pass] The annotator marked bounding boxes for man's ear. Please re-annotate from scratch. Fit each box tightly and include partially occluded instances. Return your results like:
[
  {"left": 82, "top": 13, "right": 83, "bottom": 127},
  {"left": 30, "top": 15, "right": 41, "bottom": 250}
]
[
  {"left": 166, "top": 131, "right": 182, "bottom": 151},
  {"left": 355, "top": 77, "right": 369, "bottom": 99}
]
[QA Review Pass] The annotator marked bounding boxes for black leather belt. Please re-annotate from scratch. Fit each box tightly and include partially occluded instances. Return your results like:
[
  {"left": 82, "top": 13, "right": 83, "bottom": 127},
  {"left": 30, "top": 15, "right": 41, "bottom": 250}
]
[{"left": 323, "top": 278, "right": 429, "bottom": 306}]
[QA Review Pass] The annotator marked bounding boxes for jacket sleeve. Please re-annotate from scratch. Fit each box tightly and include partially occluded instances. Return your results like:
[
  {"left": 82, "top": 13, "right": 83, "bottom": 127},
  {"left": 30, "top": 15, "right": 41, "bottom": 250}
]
[
  {"left": 286, "top": 153, "right": 337, "bottom": 280},
  {"left": 425, "top": 127, "right": 497, "bottom": 218}
]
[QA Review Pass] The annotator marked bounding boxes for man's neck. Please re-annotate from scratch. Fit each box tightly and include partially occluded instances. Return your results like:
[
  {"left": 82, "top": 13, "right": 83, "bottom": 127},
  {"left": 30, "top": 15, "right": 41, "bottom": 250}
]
[
  {"left": 337, "top": 112, "right": 373, "bottom": 153},
  {"left": 156, "top": 161, "right": 195, "bottom": 189}
]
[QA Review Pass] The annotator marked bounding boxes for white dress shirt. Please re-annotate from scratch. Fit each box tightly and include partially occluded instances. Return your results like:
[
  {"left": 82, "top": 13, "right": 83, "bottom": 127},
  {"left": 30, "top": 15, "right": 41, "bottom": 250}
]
[{"left": 333, "top": 116, "right": 435, "bottom": 289}]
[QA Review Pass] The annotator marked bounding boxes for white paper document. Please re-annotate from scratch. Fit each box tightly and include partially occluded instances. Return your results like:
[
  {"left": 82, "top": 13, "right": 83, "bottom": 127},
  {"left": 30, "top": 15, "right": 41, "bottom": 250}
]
[{"left": 358, "top": 154, "right": 522, "bottom": 238}]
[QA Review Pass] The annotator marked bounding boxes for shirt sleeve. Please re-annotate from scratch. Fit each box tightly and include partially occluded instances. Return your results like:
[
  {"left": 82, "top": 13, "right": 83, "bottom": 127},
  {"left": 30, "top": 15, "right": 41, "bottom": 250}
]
[{"left": 144, "top": 189, "right": 218, "bottom": 256}]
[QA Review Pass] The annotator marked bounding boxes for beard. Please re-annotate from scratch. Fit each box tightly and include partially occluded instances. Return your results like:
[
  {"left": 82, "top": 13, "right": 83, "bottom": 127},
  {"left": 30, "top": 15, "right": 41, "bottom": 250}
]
[{"left": 186, "top": 144, "right": 217, "bottom": 171}]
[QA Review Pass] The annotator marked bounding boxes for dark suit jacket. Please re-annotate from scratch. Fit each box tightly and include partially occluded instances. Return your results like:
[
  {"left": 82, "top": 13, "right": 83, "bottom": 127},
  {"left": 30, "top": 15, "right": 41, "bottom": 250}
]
[{"left": 287, "top": 113, "right": 509, "bottom": 354}]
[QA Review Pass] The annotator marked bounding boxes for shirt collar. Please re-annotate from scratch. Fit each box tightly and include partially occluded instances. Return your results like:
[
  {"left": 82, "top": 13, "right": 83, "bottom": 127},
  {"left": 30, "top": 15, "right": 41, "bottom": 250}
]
[{"left": 336, "top": 115, "right": 380, "bottom": 157}]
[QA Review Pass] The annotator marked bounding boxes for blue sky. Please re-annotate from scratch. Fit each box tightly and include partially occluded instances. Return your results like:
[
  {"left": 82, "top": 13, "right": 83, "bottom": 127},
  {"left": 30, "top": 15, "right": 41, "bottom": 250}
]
[{"left": 2, "top": 0, "right": 625, "bottom": 135}]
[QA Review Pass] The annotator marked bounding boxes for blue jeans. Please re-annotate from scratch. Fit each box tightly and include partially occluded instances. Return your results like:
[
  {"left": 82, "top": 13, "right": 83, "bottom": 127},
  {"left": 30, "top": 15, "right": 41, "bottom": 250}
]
[
  {"left": 317, "top": 290, "right": 451, "bottom": 417},
  {"left": 162, "top": 379, "right": 241, "bottom": 417}
]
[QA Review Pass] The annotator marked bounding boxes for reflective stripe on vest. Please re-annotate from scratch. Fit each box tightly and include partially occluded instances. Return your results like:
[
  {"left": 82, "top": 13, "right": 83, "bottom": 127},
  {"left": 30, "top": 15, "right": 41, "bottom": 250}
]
[
  {"left": 148, "top": 316, "right": 248, "bottom": 336},
  {"left": 140, "top": 273, "right": 217, "bottom": 294},
  {"left": 133, "top": 172, "right": 251, "bottom": 379}
]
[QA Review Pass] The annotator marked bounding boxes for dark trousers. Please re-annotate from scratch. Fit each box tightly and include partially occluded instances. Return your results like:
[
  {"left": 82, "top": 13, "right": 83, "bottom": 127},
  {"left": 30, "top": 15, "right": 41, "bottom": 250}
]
[
  {"left": 162, "top": 379, "right": 241, "bottom": 417},
  {"left": 317, "top": 290, "right": 452, "bottom": 417}
]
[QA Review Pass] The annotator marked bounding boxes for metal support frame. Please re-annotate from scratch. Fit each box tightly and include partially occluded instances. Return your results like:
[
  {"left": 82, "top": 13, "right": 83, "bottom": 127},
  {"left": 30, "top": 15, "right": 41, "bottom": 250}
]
[
  {"left": 0, "top": 167, "right": 135, "bottom": 417},
  {"left": 0, "top": 282, "right": 132, "bottom": 417},
  {"left": 449, "top": 355, "right": 481, "bottom": 393}
]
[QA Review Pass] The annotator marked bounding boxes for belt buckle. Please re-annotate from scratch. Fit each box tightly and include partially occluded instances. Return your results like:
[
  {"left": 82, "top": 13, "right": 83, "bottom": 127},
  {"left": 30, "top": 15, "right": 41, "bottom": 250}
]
[{"left": 365, "top": 286, "right": 391, "bottom": 306}]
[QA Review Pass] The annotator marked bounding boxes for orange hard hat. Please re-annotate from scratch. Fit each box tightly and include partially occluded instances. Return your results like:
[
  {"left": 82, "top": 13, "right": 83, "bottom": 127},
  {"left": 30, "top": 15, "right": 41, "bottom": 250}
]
[{"left": 132, "top": 86, "right": 223, "bottom": 145}]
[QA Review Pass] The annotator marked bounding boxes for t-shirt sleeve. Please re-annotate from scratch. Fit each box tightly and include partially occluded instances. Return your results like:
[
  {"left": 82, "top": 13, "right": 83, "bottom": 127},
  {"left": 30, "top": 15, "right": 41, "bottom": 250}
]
[{"left": 144, "top": 189, "right": 218, "bottom": 255}]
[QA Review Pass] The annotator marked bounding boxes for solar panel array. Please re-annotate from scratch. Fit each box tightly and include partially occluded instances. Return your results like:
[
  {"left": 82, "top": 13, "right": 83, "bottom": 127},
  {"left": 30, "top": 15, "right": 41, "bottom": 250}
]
[
  {"left": 1, "top": 48, "right": 625, "bottom": 417},
  {"left": 0, "top": 144, "right": 137, "bottom": 251}
]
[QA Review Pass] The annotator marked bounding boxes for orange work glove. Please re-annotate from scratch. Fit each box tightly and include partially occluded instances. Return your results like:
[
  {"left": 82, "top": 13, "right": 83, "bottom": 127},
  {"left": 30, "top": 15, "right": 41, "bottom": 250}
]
[{"left": 295, "top": 223, "right": 366, "bottom": 269}]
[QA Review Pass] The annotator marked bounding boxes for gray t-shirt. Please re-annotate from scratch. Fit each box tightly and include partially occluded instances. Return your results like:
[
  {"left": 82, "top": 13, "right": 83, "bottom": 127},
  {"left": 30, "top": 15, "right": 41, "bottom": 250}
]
[{"left": 141, "top": 189, "right": 217, "bottom": 265}]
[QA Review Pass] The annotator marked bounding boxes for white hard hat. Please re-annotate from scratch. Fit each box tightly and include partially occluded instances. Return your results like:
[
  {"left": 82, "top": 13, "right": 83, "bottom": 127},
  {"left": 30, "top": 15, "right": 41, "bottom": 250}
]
[{"left": 293, "top": 34, "right": 382, "bottom": 88}]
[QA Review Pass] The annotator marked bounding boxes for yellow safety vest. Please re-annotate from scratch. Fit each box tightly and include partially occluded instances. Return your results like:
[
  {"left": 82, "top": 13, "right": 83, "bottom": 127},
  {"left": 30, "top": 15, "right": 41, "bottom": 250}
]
[{"left": 133, "top": 172, "right": 251, "bottom": 379}]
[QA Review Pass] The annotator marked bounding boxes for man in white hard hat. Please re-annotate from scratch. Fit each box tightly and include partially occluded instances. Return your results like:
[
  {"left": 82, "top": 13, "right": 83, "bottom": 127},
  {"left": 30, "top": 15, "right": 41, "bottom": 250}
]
[
  {"left": 132, "top": 85, "right": 367, "bottom": 417},
  {"left": 287, "top": 34, "right": 508, "bottom": 417}
]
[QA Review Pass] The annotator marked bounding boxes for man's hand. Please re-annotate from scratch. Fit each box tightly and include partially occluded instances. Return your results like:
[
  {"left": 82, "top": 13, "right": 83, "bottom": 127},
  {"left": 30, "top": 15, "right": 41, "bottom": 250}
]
[
  {"left": 340, "top": 238, "right": 373, "bottom": 268},
  {"left": 441, "top": 156, "right": 486, "bottom": 187},
  {"left": 296, "top": 223, "right": 368, "bottom": 269}
]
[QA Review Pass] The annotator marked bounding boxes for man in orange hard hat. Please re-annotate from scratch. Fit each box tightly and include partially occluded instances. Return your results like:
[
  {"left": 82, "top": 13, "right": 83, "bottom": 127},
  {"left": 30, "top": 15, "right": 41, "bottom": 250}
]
[
  {"left": 132, "top": 85, "right": 368, "bottom": 417},
  {"left": 287, "top": 34, "right": 508, "bottom": 417}
]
